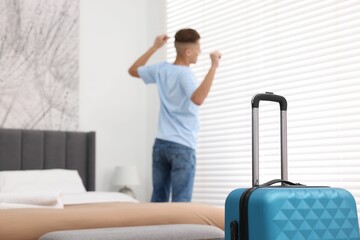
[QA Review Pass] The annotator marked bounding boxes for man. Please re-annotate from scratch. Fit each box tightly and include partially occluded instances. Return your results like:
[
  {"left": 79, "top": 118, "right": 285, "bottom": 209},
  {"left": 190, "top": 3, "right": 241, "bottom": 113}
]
[{"left": 129, "top": 28, "right": 221, "bottom": 202}]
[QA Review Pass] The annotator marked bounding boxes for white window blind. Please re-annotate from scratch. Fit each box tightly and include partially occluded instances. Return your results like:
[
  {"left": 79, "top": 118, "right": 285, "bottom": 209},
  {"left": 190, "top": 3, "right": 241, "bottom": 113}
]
[{"left": 166, "top": 0, "right": 360, "bottom": 216}]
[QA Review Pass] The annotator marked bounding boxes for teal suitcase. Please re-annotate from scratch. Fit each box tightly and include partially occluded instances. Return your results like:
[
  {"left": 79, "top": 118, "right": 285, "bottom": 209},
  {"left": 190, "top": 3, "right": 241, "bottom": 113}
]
[{"left": 225, "top": 93, "right": 360, "bottom": 240}]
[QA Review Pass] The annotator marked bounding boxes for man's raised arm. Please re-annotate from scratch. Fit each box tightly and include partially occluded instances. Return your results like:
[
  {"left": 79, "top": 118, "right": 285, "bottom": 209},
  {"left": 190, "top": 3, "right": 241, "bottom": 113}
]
[
  {"left": 191, "top": 51, "right": 221, "bottom": 105},
  {"left": 128, "top": 34, "right": 169, "bottom": 78}
]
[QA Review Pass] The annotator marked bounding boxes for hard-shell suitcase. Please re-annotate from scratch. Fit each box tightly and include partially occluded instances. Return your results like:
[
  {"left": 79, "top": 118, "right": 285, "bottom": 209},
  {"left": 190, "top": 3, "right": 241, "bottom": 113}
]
[{"left": 225, "top": 92, "right": 360, "bottom": 240}]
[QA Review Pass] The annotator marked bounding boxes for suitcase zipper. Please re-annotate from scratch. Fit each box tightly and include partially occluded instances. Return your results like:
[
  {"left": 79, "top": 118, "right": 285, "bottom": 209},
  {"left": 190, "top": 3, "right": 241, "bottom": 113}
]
[{"left": 239, "top": 187, "right": 258, "bottom": 240}]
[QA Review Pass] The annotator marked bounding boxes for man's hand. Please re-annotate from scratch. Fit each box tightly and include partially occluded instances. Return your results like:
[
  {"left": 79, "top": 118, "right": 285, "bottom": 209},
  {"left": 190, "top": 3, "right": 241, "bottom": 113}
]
[
  {"left": 129, "top": 34, "right": 169, "bottom": 78},
  {"left": 153, "top": 34, "right": 169, "bottom": 49},
  {"left": 210, "top": 51, "right": 222, "bottom": 68}
]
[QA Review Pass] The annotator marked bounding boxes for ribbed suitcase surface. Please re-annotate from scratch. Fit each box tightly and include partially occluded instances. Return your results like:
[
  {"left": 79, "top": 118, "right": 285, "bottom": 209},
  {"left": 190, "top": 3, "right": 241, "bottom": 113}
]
[{"left": 224, "top": 93, "right": 360, "bottom": 240}]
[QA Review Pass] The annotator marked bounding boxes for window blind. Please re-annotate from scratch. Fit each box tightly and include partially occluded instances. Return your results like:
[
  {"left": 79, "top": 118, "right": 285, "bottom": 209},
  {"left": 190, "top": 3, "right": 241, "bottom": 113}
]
[{"left": 166, "top": 0, "right": 360, "bottom": 214}]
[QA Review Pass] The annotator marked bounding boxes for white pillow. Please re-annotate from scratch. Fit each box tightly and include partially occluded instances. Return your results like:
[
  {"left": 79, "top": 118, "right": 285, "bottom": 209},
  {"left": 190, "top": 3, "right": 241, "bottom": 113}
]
[{"left": 0, "top": 169, "right": 86, "bottom": 194}]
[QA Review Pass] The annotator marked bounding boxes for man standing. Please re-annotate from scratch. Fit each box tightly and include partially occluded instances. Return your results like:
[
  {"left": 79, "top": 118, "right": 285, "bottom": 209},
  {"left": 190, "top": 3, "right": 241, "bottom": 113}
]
[{"left": 129, "top": 28, "right": 221, "bottom": 202}]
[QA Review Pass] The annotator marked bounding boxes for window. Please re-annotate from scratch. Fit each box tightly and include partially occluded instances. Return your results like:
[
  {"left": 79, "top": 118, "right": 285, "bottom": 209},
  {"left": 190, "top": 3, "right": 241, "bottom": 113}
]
[{"left": 166, "top": 0, "right": 360, "bottom": 215}]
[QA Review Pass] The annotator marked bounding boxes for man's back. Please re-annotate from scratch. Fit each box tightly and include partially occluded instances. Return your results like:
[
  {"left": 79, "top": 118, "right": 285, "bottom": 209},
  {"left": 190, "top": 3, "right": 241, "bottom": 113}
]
[{"left": 138, "top": 61, "right": 199, "bottom": 149}]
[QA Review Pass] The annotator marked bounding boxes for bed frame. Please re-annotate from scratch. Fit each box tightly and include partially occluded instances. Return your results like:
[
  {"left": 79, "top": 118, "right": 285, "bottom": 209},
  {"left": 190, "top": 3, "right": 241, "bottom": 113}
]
[{"left": 0, "top": 128, "right": 96, "bottom": 191}]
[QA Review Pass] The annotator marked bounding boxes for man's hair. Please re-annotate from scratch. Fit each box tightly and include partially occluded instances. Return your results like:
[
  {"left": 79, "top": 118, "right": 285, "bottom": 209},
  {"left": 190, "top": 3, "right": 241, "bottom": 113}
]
[{"left": 175, "top": 28, "right": 200, "bottom": 43}]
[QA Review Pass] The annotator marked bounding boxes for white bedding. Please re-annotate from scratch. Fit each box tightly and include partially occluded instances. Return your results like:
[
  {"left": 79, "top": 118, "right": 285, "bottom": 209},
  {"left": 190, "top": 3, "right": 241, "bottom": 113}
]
[
  {"left": 0, "top": 192, "right": 63, "bottom": 209},
  {"left": 0, "top": 169, "right": 86, "bottom": 194},
  {"left": 0, "top": 192, "right": 61, "bottom": 205},
  {"left": 0, "top": 201, "right": 63, "bottom": 209},
  {"left": 0, "top": 169, "right": 137, "bottom": 209},
  {"left": 0, "top": 191, "right": 138, "bottom": 209},
  {"left": 62, "top": 192, "right": 138, "bottom": 205}
]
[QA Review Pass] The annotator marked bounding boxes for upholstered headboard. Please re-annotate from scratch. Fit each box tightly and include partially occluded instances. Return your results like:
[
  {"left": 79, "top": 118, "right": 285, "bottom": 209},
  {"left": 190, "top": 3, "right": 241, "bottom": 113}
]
[{"left": 0, "top": 128, "right": 96, "bottom": 191}]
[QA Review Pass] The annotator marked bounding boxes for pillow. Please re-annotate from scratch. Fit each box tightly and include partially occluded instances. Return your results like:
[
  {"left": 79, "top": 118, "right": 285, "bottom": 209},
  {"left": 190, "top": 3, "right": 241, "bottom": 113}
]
[{"left": 0, "top": 169, "right": 86, "bottom": 194}]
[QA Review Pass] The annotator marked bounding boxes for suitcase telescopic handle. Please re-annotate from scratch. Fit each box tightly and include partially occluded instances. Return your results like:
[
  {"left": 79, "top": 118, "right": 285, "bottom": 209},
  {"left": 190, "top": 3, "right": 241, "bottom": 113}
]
[
  {"left": 251, "top": 92, "right": 287, "bottom": 110},
  {"left": 251, "top": 92, "right": 288, "bottom": 187}
]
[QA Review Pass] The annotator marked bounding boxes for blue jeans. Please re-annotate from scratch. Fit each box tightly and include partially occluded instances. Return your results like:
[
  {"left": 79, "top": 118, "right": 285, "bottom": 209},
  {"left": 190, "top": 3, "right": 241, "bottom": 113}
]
[{"left": 151, "top": 138, "right": 196, "bottom": 202}]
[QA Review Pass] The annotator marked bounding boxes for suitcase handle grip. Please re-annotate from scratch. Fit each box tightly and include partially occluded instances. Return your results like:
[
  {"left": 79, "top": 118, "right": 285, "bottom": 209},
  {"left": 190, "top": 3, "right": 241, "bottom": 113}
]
[
  {"left": 252, "top": 92, "right": 288, "bottom": 187},
  {"left": 251, "top": 92, "right": 287, "bottom": 110},
  {"left": 259, "top": 179, "right": 304, "bottom": 187}
]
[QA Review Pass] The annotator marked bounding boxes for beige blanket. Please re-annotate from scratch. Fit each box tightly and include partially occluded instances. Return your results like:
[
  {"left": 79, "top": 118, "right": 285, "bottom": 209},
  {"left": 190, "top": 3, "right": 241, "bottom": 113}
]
[{"left": 0, "top": 202, "right": 224, "bottom": 240}]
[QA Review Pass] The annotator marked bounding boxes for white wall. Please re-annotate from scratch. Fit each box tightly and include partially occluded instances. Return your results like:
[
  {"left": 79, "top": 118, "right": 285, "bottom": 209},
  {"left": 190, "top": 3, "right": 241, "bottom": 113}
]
[
  {"left": 143, "top": 0, "right": 166, "bottom": 201},
  {"left": 79, "top": 0, "right": 165, "bottom": 201}
]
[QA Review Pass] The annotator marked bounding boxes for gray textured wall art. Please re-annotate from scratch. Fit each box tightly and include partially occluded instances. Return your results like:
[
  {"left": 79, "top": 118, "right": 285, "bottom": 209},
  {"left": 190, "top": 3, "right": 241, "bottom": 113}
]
[{"left": 0, "top": 0, "right": 79, "bottom": 130}]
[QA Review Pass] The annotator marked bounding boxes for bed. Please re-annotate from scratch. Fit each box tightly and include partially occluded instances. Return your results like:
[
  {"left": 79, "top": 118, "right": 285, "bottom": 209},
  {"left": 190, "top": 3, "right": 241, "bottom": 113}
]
[{"left": 0, "top": 128, "right": 224, "bottom": 240}]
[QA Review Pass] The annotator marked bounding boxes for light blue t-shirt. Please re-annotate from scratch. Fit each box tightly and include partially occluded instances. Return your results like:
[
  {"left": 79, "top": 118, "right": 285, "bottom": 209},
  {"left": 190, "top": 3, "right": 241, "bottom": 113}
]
[{"left": 138, "top": 61, "right": 199, "bottom": 149}]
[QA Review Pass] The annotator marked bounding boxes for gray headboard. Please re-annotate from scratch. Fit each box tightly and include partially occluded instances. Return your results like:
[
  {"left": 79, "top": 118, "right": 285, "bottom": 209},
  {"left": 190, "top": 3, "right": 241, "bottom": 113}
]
[{"left": 0, "top": 128, "right": 96, "bottom": 191}]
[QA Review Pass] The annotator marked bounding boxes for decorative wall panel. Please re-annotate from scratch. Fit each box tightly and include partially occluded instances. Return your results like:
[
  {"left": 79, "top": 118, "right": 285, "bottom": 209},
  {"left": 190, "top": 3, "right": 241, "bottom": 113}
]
[{"left": 0, "top": 0, "right": 79, "bottom": 130}]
